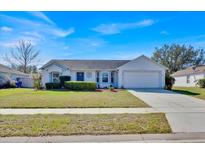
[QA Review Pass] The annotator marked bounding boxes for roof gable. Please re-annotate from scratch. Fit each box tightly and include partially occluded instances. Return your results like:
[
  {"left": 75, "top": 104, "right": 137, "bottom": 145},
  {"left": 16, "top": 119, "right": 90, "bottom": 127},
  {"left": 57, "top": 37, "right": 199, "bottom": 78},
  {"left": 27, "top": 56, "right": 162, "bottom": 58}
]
[
  {"left": 40, "top": 55, "right": 167, "bottom": 71},
  {"left": 118, "top": 55, "right": 167, "bottom": 70},
  {"left": 135, "top": 55, "right": 167, "bottom": 69},
  {"left": 0, "top": 64, "right": 29, "bottom": 76},
  {"left": 172, "top": 65, "right": 205, "bottom": 77}
]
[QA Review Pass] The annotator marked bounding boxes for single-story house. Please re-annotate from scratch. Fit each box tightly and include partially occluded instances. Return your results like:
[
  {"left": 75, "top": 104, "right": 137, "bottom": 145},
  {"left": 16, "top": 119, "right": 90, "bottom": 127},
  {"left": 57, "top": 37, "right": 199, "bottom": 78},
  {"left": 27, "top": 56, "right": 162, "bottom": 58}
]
[
  {"left": 172, "top": 65, "right": 205, "bottom": 87},
  {"left": 40, "top": 55, "right": 167, "bottom": 89},
  {"left": 0, "top": 64, "right": 33, "bottom": 87}
]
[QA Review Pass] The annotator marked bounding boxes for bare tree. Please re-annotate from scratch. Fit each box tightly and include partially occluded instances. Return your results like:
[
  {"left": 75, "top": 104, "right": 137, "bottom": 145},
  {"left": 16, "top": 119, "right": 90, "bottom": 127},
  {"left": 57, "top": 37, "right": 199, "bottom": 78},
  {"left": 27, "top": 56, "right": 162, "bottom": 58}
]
[{"left": 4, "top": 40, "right": 40, "bottom": 73}]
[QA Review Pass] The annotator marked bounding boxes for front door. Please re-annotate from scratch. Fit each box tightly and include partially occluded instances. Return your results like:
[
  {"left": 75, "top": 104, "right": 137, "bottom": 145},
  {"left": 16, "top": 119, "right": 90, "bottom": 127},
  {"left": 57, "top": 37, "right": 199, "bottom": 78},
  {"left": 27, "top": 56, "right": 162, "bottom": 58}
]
[
  {"left": 77, "top": 72, "right": 84, "bottom": 81},
  {"left": 52, "top": 72, "right": 61, "bottom": 83}
]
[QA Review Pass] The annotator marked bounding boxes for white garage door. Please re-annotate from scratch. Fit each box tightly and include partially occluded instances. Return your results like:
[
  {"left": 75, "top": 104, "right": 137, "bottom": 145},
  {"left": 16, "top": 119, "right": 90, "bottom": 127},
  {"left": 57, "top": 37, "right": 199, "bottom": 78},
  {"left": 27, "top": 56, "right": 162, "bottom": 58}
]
[{"left": 123, "top": 71, "right": 160, "bottom": 88}]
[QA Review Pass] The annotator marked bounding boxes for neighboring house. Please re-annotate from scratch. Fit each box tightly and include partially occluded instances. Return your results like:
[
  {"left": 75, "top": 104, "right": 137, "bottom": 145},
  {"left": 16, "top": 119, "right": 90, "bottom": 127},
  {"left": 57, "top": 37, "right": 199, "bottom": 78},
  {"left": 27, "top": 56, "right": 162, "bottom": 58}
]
[
  {"left": 0, "top": 64, "right": 33, "bottom": 88},
  {"left": 41, "top": 55, "right": 167, "bottom": 89},
  {"left": 172, "top": 65, "right": 205, "bottom": 87}
]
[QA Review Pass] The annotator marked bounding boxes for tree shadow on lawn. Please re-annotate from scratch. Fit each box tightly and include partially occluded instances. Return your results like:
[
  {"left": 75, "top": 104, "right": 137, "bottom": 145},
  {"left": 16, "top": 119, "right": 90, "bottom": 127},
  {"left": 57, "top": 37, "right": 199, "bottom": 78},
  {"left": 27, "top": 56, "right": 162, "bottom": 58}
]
[
  {"left": 45, "top": 89, "right": 109, "bottom": 93},
  {"left": 172, "top": 89, "right": 200, "bottom": 96},
  {"left": 45, "top": 89, "right": 121, "bottom": 93},
  {"left": 45, "top": 89, "right": 94, "bottom": 92}
]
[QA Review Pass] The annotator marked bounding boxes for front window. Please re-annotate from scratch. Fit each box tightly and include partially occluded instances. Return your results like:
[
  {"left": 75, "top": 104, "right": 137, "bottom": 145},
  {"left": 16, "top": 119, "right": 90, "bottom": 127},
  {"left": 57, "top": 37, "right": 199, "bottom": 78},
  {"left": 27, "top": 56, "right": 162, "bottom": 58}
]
[
  {"left": 77, "top": 72, "right": 84, "bottom": 81},
  {"left": 52, "top": 73, "right": 60, "bottom": 83},
  {"left": 102, "top": 73, "right": 108, "bottom": 83}
]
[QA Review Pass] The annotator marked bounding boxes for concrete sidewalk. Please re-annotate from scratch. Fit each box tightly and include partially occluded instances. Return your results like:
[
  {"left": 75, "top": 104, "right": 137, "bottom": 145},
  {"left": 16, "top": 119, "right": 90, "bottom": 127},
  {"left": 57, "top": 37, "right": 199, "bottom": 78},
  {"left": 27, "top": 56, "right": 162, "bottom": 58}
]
[
  {"left": 2, "top": 107, "right": 205, "bottom": 115},
  {"left": 0, "top": 108, "right": 158, "bottom": 115},
  {"left": 1, "top": 133, "right": 205, "bottom": 143}
]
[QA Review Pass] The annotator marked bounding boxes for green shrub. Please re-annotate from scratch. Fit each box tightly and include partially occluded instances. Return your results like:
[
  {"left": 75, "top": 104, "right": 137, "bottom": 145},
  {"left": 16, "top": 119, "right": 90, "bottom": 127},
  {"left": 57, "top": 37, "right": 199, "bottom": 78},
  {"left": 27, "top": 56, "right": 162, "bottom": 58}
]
[
  {"left": 45, "top": 82, "right": 61, "bottom": 90},
  {"left": 64, "top": 81, "right": 96, "bottom": 91},
  {"left": 9, "top": 81, "right": 16, "bottom": 88},
  {"left": 109, "top": 85, "right": 114, "bottom": 91},
  {"left": 197, "top": 79, "right": 205, "bottom": 88},
  {"left": 0, "top": 80, "right": 16, "bottom": 89},
  {"left": 0, "top": 75, "right": 14, "bottom": 89},
  {"left": 59, "top": 76, "right": 71, "bottom": 87},
  {"left": 165, "top": 73, "right": 175, "bottom": 90}
]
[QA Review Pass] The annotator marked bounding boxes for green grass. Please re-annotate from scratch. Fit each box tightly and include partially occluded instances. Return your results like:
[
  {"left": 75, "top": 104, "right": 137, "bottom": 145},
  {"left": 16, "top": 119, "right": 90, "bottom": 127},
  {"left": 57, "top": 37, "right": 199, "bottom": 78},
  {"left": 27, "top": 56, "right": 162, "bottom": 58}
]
[
  {"left": 173, "top": 86, "right": 205, "bottom": 100},
  {"left": 0, "top": 113, "right": 171, "bottom": 137},
  {"left": 0, "top": 88, "right": 149, "bottom": 108}
]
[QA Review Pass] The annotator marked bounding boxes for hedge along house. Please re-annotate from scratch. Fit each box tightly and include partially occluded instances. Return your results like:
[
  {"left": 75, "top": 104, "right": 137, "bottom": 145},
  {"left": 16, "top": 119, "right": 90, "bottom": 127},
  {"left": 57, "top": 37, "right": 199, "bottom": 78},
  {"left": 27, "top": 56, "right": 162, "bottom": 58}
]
[{"left": 40, "top": 55, "right": 167, "bottom": 89}]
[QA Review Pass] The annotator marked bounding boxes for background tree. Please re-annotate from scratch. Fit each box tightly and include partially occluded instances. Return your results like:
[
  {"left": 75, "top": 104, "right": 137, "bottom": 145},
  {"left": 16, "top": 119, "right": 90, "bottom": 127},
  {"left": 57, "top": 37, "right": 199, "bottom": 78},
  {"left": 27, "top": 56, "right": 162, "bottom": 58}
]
[
  {"left": 4, "top": 40, "right": 40, "bottom": 73},
  {"left": 152, "top": 44, "right": 205, "bottom": 73},
  {"left": 11, "top": 65, "right": 38, "bottom": 74}
]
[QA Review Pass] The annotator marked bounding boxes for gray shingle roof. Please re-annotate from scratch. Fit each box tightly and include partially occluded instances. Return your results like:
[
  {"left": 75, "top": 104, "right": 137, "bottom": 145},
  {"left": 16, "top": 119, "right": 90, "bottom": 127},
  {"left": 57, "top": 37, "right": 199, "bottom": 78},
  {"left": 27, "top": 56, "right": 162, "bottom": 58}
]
[
  {"left": 41, "top": 60, "right": 130, "bottom": 70},
  {"left": 172, "top": 65, "right": 205, "bottom": 77},
  {"left": 0, "top": 64, "right": 29, "bottom": 76}
]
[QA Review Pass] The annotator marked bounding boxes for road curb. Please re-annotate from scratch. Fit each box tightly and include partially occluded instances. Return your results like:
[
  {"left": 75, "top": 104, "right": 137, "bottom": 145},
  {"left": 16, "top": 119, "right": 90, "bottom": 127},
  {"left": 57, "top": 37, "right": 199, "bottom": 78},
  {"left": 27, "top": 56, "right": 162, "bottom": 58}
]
[{"left": 1, "top": 133, "right": 205, "bottom": 143}]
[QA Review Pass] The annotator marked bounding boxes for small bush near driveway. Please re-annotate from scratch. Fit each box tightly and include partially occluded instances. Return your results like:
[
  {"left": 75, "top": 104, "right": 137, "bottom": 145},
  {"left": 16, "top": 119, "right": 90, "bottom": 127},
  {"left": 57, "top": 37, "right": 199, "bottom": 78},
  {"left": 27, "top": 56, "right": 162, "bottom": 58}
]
[
  {"left": 65, "top": 81, "right": 96, "bottom": 91},
  {"left": 197, "top": 79, "right": 205, "bottom": 88},
  {"left": 165, "top": 73, "right": 175, "bottom": 90}
]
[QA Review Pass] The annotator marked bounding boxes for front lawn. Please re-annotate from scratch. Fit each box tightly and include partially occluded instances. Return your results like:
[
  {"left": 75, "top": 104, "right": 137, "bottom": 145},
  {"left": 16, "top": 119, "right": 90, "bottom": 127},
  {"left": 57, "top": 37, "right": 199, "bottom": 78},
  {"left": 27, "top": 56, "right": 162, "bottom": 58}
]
[
  {"left": 173, "top": 86, "right": 205, "bottom": 100},
  {"left": 0, "top": 113, "right": 171, "bottom": 137},
  {"left": 0, "top": 88, "right": 149, "bottom": 108}
]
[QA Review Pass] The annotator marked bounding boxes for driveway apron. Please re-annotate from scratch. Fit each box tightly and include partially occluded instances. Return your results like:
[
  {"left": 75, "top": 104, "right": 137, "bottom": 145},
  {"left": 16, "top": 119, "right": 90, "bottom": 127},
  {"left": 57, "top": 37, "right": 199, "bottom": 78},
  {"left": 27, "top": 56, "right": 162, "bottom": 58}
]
[{"left": 129, "top": 89, "right": 205, "bottom": 133}]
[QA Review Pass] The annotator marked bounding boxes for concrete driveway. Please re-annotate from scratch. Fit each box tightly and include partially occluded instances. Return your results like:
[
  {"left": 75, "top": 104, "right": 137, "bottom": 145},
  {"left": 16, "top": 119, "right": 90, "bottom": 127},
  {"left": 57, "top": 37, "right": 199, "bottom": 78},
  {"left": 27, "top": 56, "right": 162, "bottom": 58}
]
[{"left": 129, "top": 89, "right": 205, "bottom": 133}]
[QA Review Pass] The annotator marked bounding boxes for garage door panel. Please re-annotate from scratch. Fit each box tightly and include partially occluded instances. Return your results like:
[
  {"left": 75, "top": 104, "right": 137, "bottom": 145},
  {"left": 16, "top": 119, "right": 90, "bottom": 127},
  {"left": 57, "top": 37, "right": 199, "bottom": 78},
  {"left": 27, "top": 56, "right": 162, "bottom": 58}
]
[{"left": 123, "top": 71, "right": 160, "bottom": 88}]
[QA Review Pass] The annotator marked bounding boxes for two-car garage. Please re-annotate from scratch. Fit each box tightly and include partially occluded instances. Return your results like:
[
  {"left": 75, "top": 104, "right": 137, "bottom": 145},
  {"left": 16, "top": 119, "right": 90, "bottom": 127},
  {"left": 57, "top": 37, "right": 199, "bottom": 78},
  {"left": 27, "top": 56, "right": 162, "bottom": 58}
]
[
  {"left": 118, "top": 55, "right": 166, "bottom": 89},
  {"left": 122, "top": 71, "right": 161, "bottom": 88}
]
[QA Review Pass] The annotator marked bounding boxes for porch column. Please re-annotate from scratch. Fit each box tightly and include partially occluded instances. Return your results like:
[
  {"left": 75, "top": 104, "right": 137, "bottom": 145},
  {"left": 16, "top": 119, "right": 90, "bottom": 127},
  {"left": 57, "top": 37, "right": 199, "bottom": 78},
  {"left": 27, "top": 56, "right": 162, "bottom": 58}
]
[{"left": 118, "top": 70, "right": 123, "bottom": 88}]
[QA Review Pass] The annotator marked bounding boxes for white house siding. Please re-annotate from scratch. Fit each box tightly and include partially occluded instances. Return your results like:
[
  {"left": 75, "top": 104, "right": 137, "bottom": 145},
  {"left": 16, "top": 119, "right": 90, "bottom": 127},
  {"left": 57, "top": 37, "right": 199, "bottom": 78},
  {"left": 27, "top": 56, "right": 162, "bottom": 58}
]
[
  {"left": 118, "top": 56, "right": 165, "bottom": 88},
  {"left": 0, "top": 72, "right": 10, "bottom": 80},
  {"left": 71, "top": 70, "right": 117, "bottom": 88},
  {"left": 41, "top": 65, "right": 98, "bottom": 87},
  {"left": 41, "top": 66, "right": 118, "bottom": 88},
  {"left": 41, "top": 64, "right": 70, "bottom": 86},
  {"left": 41, "top": 56, "right": 166, "bottom": 89},
  {"left": 20, "top": 77, "right": 33, "bottom": 88},
  {"left": 174, "top": 73, "right": 205, "bottom": 87},
  {"left": 70, "top": 70, "right": 96, "bottom": 82},
  {"left": 70, "top": 71, "right": 76, "bottom": 81}
]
